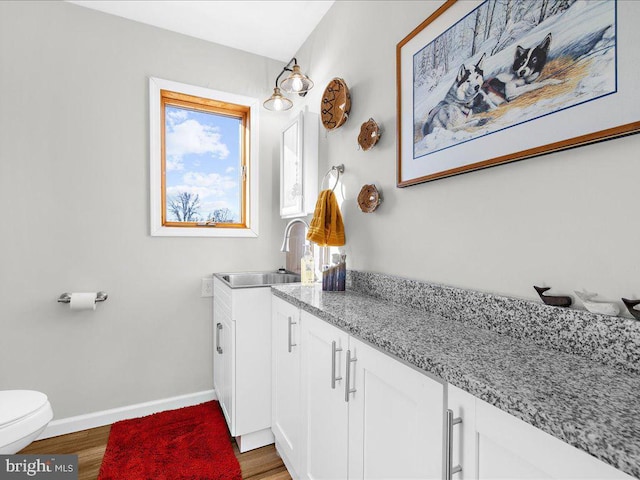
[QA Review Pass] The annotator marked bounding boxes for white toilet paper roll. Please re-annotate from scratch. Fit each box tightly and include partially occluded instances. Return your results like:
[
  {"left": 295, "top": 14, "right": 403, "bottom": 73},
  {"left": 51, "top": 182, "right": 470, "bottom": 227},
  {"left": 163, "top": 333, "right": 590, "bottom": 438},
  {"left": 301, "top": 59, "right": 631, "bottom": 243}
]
[{"left": 69, "top": 292, "right": 97, "bottom": 311}]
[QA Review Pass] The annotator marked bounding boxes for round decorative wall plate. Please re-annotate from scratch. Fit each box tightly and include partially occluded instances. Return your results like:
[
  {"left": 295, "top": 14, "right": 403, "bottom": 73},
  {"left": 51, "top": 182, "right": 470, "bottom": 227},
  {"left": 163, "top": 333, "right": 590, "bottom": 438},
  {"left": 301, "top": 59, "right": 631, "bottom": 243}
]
[
  {"left": 358, "top": 118, "right": 381, "bottom": 151},
  {"left": 357, "top": 184, "right": 381, "bottom": 213},
  {"left": 321, "top": 78, "right": 351, "bottom": 130}
]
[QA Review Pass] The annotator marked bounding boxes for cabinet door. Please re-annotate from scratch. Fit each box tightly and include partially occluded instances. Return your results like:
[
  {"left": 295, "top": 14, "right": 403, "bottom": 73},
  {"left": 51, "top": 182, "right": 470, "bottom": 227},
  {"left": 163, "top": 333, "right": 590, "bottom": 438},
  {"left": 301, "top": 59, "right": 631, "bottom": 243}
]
[
  {"left": 233, "top": 287, "right": 272, "bottom": 437},
  {"left": 475, "top": 398, "right": 633, "bottom": 480},
  {"left": 449, "top": 385, "right": 634, "bottom": 480},
  {"left": 448, "top": 385, "right": 477, "bottom": 480},
  {"left": 214, "top": 314, "right": 234, "bottom": 432},
  {"left": 301, "top": 311, "right": 349, "bottom": 480},
  {"left": 348, "top": 337, "right": 445, "bottom": 480},
  {"left": 212, "top": 313, "right": 224, "bottom": 403},
  {"left": 272, "top": 296, "right": 302, "bottom": 473},
  {"left": 213, "top": 280, "right": 235, "bottom": 432}
]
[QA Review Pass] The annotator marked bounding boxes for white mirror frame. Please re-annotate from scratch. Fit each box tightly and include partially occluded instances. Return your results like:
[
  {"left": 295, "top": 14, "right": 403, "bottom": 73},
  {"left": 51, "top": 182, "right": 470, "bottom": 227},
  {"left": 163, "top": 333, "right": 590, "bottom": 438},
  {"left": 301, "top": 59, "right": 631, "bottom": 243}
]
[
  {"left": 279, "top": 108, "right": 318, "bottom": 219},
  {"left": 280, "top": 112, "right": 305, "bottom": 218}
]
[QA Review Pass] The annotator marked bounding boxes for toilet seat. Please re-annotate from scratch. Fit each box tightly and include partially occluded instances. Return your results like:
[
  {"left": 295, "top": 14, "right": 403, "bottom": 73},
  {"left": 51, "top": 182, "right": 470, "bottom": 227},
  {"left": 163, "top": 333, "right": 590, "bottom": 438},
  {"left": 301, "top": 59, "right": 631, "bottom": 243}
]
[
  {"left": 0, "top": 390, "right": 53, "bottom": 454},
  {"left": 0, "top": 390, "right": 49, "bottom": 427}
]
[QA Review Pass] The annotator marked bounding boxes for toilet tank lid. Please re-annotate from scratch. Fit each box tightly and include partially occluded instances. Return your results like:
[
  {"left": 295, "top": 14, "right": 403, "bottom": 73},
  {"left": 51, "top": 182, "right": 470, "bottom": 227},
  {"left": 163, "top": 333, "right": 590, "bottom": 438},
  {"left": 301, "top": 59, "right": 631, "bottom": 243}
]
[{"left": 0, "top": 390, "right": 49, "bottom": 427}]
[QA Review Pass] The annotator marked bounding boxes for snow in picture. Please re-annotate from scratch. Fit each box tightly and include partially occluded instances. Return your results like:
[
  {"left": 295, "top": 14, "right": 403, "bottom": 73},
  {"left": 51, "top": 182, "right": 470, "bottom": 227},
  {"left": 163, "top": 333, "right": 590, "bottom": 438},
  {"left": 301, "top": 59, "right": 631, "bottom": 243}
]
[{"left": 413, "top": 0, "right": 616, "bottom": 159}]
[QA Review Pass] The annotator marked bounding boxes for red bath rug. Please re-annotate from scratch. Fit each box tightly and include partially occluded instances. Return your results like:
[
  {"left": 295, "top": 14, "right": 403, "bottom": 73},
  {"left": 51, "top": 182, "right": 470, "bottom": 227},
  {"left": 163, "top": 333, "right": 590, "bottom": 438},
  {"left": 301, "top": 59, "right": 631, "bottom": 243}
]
[{"left": 97, "top": 401, "right": 241, "bottom": 480}]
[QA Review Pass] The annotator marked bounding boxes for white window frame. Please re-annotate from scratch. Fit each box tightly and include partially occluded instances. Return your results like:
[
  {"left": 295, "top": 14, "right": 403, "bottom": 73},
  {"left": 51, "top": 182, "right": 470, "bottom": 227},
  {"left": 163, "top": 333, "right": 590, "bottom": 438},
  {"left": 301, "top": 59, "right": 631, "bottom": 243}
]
[{"left": 149, "top": 77, "right": 259, "bottom": 237}]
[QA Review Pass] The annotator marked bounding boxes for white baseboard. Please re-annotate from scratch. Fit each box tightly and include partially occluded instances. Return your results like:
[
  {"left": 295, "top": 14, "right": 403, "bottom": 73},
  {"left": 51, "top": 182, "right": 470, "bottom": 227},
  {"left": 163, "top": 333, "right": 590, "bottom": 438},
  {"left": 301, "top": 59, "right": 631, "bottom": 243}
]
[{"left": 39, "top": 389, "right": 217, "bottom": 440}]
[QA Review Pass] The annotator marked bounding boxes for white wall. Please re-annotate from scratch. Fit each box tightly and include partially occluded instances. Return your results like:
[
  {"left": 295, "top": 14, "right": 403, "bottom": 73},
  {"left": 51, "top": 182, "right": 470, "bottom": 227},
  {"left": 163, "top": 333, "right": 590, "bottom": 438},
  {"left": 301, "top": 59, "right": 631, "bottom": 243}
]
[
  {"left": 0, "top": 1, "right": 289, "bottom": 418},
  {"left": 2, "top": 0, "right": 639, "bottom": 422},
  {"left": 295, "top": 1, "right": 640, "bottom": 310}
]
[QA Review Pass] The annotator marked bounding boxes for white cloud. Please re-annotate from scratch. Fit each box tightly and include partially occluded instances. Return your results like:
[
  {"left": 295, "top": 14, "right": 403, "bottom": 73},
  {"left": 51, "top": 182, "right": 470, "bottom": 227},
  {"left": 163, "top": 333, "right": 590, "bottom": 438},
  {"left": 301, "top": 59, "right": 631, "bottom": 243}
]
[
  {"left": 166, "top": 157, "right": 184, "bottom": 171},
  {"left": 225, "top": 166, "right": 235, "bottom": 174},
  {"left": 167, "top": 172, "right": 237, "bottom": 200},
  {"left": 202, "top": 199, "right": 234, "bottom": 212},
  {"left": 183, "top": 171, "right": 236, "bottom": 190},
  {"left": 167, "top": 119, "right": 230, "bottom": 161},
  {"left": 166, "top": 109, "right": 188, "bottom": 126},
  {"left": 166, "top": 185, "right": 214, "bottom": 200}
]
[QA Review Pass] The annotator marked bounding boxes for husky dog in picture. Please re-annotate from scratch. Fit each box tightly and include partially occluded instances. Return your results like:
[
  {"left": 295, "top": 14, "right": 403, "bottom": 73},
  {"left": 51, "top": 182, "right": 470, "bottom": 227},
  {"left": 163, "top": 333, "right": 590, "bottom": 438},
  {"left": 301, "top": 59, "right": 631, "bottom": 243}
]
[
  {"left": 422, "top": 53, "right": 488, "bottom": 136},
  {"left": 475, "top": 33, "right": 562, "bottom": 112}
]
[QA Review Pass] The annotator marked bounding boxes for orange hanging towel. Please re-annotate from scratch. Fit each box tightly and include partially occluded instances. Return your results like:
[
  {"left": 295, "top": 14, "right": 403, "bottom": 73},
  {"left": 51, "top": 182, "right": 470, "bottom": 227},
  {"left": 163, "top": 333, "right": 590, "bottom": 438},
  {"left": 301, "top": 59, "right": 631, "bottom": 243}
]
[{"left": 306, "top": 189, "right": 345, "bottom": 247}]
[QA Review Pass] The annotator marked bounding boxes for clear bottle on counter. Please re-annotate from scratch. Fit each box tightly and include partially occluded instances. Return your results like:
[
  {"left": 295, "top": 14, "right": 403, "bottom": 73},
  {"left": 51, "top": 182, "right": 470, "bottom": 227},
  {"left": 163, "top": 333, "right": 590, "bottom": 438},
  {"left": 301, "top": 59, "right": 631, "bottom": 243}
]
[{"left": 301, "top": 243, "right": 315, "bottom": 285}]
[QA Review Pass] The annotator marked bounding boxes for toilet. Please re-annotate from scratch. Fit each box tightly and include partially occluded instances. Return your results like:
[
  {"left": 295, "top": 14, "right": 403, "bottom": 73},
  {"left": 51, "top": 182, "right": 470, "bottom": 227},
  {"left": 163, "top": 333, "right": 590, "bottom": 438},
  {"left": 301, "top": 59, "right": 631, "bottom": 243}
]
[{"left": 0, "top": 390, "right": 53, "bottom": 454}]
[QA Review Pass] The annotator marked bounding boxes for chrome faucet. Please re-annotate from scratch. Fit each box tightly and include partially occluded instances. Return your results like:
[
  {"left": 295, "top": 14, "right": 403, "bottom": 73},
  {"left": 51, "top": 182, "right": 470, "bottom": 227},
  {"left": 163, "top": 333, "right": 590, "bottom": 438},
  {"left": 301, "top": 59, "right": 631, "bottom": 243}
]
[{"left": 280, "top": 218, "right": 309, "bottom": 252}]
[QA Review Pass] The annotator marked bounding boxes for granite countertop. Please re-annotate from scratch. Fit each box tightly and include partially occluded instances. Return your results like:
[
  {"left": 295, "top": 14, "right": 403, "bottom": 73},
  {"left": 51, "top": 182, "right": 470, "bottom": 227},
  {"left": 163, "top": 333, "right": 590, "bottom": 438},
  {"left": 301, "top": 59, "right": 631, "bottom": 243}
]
[{"left": 271, "top": 284, "right": 640, "bottom": 479}]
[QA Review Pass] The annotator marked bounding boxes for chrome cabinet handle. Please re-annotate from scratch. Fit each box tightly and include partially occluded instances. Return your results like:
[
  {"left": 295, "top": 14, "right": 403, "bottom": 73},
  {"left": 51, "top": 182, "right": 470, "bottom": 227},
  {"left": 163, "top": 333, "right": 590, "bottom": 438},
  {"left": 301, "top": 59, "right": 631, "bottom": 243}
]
[
  {"left": 287, "top": 316, "right": 298, "bottom": 353},
  {"left": 216, "top": 323, "right": 223, "bottom": 354},
  {"left": 445, "top": 409, "right": 462, "bottom": 480},
  {"left": 331, "top": 341, "right": 343, "bottom": 389},
  {"left": 344, "top": 349, "right": 357, "bottom": 402}
]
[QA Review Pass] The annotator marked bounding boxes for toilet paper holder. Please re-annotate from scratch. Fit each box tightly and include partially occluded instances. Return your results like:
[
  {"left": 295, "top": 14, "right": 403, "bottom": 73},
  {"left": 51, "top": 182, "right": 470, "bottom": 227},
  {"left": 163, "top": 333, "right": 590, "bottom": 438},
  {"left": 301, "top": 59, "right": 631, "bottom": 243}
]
[{"left": 57, "top": 292, "right": 108, "bottom": 304}]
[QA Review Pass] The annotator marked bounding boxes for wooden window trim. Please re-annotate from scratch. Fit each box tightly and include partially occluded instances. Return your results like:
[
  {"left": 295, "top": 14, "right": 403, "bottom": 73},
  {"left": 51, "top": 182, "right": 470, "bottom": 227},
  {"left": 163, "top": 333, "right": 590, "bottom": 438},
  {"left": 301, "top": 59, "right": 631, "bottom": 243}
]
[
  {"left": 149, "top": 77, "right": 259, "bottom": 238},
  {"left": 160, "top": 90, "right": 249, "bottom": 229}
]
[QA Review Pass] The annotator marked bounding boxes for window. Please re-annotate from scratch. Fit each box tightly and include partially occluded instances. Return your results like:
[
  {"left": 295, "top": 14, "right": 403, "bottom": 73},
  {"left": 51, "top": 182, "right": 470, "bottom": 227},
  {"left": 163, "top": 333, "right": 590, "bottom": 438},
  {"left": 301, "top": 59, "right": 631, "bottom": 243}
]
[{"left": 149, "top": 78, "right": 259, "bottom": 237}]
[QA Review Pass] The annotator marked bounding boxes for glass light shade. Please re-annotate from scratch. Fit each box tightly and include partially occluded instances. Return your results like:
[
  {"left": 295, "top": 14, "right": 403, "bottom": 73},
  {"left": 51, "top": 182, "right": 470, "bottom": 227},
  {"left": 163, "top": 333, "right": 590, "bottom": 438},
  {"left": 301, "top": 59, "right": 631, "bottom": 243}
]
[
  {"left": 263, "top": 87, "right": 293, "bottom": 111},
  {"left": 280, "top": 65, "right": 314, "bottom": 93}
]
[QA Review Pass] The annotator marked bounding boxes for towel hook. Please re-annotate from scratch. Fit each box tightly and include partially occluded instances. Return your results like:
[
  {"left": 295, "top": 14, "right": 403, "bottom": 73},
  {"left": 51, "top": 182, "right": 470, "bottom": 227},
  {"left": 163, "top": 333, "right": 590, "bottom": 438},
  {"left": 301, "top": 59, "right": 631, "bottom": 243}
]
[{"left": 321, "top": 164, "right": 345, "bottom": 192}]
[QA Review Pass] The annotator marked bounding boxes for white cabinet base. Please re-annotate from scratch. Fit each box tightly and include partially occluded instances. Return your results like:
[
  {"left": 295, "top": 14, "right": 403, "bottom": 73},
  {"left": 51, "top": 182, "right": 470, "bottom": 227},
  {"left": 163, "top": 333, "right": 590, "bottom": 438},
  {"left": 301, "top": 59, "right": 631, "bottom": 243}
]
[
  {"left": 348, "top": 337, "right": 444, "bottom": 480},
  {"left": 213, "top": 277, "right": 274, "bottom": 452},
  {"left": 299, "top": 311, "right": 444, "bottom": 480},
  {"left": 448, "top": 384, "right": 633, "bottom": 480},
  {"left": 236, "top": 428, "right": 275, "bottom": 453},
  {"left": 272, "top": 296, "right": 303, "bottom": 474},
  {"left": 301, "top": 311, "right": 349, "bottom": 480},
  {"left": 275, "top": 441, "right": 300, "bottom": 480}
]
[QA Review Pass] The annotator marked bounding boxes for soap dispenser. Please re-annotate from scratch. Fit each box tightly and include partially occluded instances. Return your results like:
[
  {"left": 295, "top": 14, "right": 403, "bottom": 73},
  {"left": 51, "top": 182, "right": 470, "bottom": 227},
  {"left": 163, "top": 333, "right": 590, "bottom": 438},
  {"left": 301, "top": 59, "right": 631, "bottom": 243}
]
[{"left": 301, "top": 243, "right": 315, "bottom": 285}]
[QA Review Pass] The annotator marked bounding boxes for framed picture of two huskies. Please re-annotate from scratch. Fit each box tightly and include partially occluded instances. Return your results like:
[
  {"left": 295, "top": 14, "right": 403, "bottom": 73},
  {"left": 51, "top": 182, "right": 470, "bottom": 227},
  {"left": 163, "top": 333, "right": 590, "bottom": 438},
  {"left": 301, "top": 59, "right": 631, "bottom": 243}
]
[{"left": 396, "top": 0, "right": 640, "bottom": 187}]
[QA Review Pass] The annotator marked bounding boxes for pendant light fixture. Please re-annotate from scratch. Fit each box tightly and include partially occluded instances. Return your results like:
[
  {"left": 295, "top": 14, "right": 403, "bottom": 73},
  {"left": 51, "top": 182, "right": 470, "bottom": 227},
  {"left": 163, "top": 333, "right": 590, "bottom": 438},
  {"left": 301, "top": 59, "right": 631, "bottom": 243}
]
[
  {"left": 263, "top": 87, "right": 293, "bottom": 112},
  {"left": 263, "top": 58, "right": 314, "bottom": 111},
  {"left": 280, "top": 63, "right": 314, "bottom": 94}
]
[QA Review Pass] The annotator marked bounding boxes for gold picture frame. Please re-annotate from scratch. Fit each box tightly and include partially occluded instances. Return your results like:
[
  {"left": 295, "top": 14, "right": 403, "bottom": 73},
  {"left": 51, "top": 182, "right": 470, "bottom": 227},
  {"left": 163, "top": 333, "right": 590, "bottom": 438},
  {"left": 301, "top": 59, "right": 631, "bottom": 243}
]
[{"left": 396, "top": 0, "right": 640, "bottom": 187}]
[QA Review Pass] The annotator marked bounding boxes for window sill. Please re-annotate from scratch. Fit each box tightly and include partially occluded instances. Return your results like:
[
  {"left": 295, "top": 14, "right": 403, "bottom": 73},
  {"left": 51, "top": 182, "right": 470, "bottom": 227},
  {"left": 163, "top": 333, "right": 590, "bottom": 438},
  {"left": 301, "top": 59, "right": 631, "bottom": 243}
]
[{"left": 150, "top": 225, "right": 259, "bottom": 238}]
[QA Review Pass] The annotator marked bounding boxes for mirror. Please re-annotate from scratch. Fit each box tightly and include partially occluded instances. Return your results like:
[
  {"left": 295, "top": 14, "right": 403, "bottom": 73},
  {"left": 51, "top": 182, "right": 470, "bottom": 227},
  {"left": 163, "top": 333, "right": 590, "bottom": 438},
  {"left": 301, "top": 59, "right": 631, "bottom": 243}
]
[{"left": 280, "top": 112, "right": 305, "bottom": 218}]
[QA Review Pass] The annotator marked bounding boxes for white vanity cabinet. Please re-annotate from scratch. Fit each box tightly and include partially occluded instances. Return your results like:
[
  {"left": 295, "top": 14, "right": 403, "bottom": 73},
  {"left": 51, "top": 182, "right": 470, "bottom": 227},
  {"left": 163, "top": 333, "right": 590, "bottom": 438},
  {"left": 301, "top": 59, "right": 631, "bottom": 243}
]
[
  {"left": 212, "top": 277, "right": 274, "bottom": 452},
  {"left": 271, "top": 295, "right": 303, "bottom": 475},
  {"left": 300, "top": 310, "right": 445, "bottom": 480},
  {"left": 273, "top": 293, "right": 636, "bottom": 480},
  {"left": 447, "top": 384, "right": 634, "bottom": 480},
  {"left": 347, "top": 335, "right": 445, "bottom": 480},
  {"left": 300, "top": 310, "right": 350, "bottom": 480}
]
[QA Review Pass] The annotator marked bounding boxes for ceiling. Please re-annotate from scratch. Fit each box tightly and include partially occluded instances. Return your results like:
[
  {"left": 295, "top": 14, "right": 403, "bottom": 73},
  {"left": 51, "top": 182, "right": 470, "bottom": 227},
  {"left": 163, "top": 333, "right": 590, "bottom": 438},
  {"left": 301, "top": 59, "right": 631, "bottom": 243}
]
[{"left": 68, "top": 1, "right": 335, "bottom": 62}]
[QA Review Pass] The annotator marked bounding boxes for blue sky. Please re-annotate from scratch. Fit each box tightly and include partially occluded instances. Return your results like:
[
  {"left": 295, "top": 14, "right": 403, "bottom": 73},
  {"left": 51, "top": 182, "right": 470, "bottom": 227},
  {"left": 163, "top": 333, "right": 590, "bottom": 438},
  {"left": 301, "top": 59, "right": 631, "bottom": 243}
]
[{"left": 165, "top": 105, "right": 241, "bottom": 221}]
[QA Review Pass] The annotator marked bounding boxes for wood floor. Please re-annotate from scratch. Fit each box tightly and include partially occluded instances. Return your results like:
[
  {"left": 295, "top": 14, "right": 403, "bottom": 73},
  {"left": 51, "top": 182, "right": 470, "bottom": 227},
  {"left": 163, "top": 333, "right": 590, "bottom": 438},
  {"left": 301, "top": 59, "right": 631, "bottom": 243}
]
[{"left": 19, "top": 425, "right": 291, "bottom": 480}]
